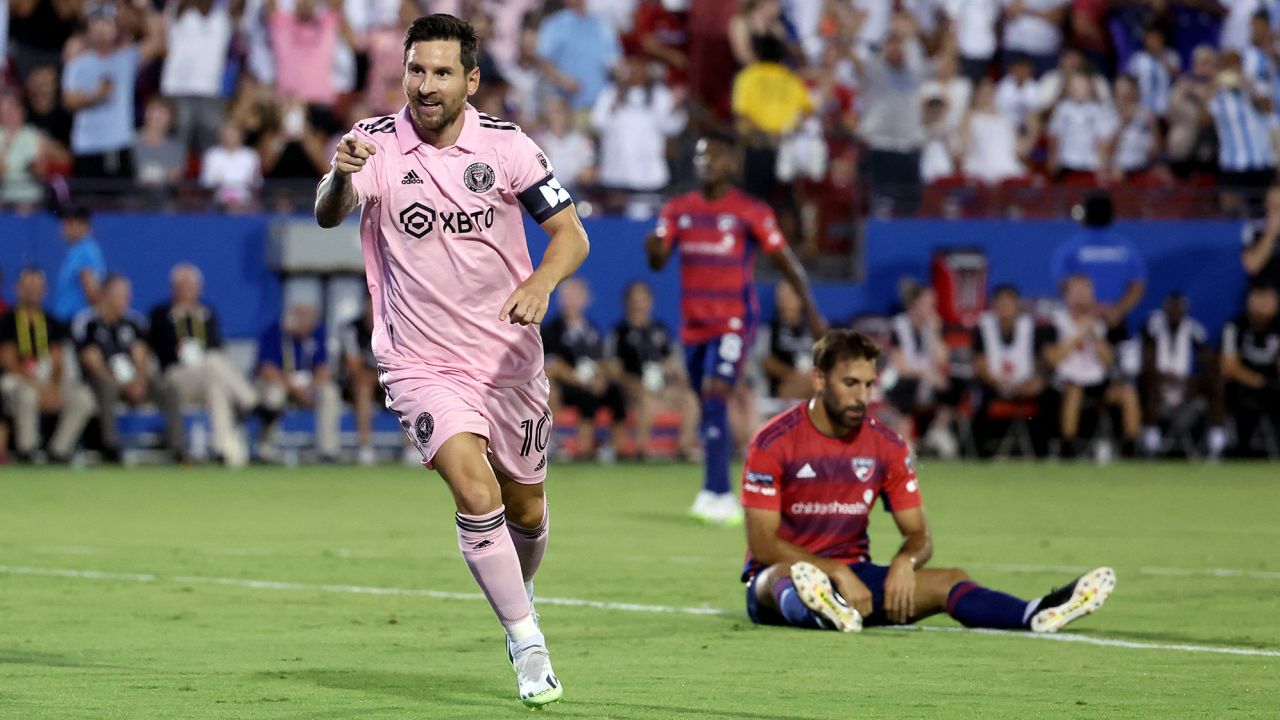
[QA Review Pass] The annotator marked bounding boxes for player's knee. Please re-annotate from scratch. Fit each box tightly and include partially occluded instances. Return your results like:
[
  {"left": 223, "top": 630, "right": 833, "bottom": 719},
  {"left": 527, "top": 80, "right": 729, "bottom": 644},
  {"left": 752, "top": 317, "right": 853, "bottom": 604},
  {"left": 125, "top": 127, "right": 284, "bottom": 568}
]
[
  {"left": 946, "top": 568, "right": 972, "bottom": 587},
  {"left": 451, "top": 479, "right": 503, "bottom": 515},
  {"left": 503, "top": 487, "right": 546, "bottom": 528}
]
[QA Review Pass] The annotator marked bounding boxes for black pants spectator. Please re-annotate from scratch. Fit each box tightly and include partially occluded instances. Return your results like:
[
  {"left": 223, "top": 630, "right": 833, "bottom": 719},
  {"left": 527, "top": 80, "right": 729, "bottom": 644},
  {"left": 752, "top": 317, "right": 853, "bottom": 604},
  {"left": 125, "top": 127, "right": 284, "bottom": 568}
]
[
  {"left": 743, "top": 144, "right": 778, "bottom": 204},
  {"left": 864, "top": 148, "right": 922, "bottom": 216},
  {"left": 73, "top": 148, "right": 135, "bottom": 181},
  {"left": 1226, "top": 381, "right": 1280, "bottom": 457},
  {"left": 560, "top": 381, "right": 627, "bottom": 424}
]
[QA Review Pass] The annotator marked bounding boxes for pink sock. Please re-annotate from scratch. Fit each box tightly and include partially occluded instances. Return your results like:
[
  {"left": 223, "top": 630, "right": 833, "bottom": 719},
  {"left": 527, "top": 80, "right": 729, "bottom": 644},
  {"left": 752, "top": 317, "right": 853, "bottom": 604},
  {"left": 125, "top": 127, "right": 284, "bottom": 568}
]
[
  {"left": 456, "top": 507, "right": 532, "bottom": 629},
  {"left": 506, "top": 505, "right": 549, "bottom": 583}
]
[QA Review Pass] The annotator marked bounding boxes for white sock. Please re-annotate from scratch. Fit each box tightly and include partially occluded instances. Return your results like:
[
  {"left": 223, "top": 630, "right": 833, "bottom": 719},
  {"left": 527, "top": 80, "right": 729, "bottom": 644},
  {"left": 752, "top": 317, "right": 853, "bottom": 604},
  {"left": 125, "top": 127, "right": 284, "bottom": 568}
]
[
  {"left": 506, "top": 615, "right": 541, "bottom": 645},
  {"left": 1021, "top": 598, "right": 1042, "bottom": 626},
  {"left": 1208, "top": 426, "right": 1227, "bottom": 456},
  {"left": 524, "top": 581, "right": 535, "bottom": 603}
]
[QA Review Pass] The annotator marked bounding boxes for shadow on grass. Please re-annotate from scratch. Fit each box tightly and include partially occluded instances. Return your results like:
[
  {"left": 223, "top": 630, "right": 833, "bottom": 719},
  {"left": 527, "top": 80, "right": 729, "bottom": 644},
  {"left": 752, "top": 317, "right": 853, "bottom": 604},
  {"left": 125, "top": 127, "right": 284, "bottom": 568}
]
[
  {"left": 267, "top": 668, "right": 830, "bottom": 719},
  {"left": 0, "top": 649, "right": 124, "bottom": 669},
  {"left": 264, "top": 668, "right": 508, "bottom": 706}
]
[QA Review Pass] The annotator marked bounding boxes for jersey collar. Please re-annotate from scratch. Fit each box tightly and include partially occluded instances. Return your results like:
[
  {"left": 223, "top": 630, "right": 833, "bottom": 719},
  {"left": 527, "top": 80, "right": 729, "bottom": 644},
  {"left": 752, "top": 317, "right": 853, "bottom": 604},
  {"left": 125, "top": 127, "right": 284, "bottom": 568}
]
[{"left": 395, "top": 104, "right": 482, "bottom": 155}]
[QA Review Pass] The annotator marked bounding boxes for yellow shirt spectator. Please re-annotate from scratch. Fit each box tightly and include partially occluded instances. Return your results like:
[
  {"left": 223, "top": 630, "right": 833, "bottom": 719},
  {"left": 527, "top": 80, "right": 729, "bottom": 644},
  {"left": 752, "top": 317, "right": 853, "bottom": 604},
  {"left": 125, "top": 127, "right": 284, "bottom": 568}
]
[{"left": 731, "top": 61, "right": 813, "bottom": 136}]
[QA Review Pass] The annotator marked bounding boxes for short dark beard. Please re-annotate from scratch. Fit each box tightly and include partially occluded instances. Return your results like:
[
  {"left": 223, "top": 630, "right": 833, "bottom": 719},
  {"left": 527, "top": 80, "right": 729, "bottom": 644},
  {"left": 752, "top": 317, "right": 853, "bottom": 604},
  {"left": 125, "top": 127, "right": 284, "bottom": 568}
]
[
  {"left": 410, "top": 94, "right": 465, "bottom": 135},
  {"left": 822, "top": 391, "right": 864, "bottom": 436}
]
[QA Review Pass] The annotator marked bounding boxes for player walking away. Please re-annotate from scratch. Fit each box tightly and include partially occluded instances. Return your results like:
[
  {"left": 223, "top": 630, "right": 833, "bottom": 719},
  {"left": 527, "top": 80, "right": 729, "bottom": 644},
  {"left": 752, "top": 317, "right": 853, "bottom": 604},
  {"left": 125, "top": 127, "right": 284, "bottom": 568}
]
[
  {"left": 742, "top": 330, "right": 1116, "bottom": 633},
  {"left": 646, "top": 130, "right": 825, "bottom": 526},
  {"left": 314, "top": 14, "right": 589, "bottom": 708}
]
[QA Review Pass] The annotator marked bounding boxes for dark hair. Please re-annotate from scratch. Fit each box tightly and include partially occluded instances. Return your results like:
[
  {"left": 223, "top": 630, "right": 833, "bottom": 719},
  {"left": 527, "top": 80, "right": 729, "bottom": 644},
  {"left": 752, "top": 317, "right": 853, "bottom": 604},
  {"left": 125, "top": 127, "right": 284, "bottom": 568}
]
[
  {"left": 1078, "top": 191, "right": 1113, "bottom": 228},
  {"left": 404, "top": 14, "right": 479, "bottom": 72},
  {"left": 61, "top": 205, "right": 92, "bottom": 221},
  {"left": 813, "top": 330, "right": 881, "bottom": 373},
  {"left": 699, "top": 126, "right": 738, "bottom": 150},
  {"left": 102, "top": 272, "right": 129, "bottom": 290},
  {"left": 992, "top": 283, "right": 1020, "bottom": 299},
  {"left": 751, "top": 34, "right": 787, "bottom": 64}
]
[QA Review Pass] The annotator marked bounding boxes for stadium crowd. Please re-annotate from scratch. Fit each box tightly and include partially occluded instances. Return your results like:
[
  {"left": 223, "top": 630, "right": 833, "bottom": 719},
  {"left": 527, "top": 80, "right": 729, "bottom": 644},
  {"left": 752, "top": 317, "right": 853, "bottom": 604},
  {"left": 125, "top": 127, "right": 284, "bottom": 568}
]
[{"left": 4, "top": 0, "right": 1280, "bottom": 233}]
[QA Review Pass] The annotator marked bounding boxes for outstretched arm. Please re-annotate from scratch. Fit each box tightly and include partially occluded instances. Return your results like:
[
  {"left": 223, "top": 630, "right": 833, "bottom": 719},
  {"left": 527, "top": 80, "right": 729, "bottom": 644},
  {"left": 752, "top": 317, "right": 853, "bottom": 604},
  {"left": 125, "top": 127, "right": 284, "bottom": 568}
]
[
  {"left": 500, "top": 206, "right": 590, "bottom": 325},
  {"left": 314, "top": 133, "right": 375, "bottom": 227},
  {"left": 645, "top": 231, "right": 673, "bottom": 270},
  {"left": 769, "top": 247, "right": 826, "bottom": 338}
]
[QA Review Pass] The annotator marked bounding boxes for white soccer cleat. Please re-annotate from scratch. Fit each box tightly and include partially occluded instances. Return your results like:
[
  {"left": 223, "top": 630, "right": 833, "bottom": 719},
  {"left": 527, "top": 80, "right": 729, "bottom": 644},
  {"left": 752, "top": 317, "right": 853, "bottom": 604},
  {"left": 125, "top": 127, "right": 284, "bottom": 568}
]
[
  {"left": 790, "top": 561, "right": 863, "bottom": 632},
  {"left": 713, "top": 492, "right": 744, "bottom": 527},
  {"left": 689, "top": 490, "right": 719, "bottom": 523},
  {"left": 1030, "top": 566, "right": 1117, "bottom": 633},
  {"left": 690, "top": 491, "right": 743, "bottom": 526},
  {"left": 510, "top": 636, "right": 563, "bottom": 708}
]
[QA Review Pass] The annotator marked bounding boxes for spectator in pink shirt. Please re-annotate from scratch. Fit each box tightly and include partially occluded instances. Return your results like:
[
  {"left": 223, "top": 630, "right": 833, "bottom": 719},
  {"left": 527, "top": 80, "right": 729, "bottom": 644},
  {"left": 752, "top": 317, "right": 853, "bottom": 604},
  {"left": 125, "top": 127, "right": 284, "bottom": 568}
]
[{"left": 267, "top": 0, "right": 356, "bottom": 110}]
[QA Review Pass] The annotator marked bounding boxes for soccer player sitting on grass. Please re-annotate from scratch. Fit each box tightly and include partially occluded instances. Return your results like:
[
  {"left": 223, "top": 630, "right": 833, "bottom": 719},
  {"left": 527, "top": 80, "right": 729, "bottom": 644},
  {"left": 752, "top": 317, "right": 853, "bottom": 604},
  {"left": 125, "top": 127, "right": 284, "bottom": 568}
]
[{"left": 741, "top": 330, "right": 1116, "bottom": 633}]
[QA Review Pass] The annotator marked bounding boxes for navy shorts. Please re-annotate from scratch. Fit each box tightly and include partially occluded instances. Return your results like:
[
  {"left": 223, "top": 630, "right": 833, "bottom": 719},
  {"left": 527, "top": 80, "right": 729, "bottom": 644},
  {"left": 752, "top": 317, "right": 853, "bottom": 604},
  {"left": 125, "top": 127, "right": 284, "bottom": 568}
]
[
  {"left": 684, "top": 333, "right": 749, "bottom": 393},
  {"left": 746, "top": 562, "right": 893, "bottom": 627}
]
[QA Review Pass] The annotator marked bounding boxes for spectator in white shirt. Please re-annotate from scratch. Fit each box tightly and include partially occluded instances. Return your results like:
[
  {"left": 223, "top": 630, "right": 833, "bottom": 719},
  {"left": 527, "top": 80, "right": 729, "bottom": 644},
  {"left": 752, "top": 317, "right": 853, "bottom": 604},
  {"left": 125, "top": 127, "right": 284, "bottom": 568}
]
[
  {"left": 920, "top": 95, "right": 958, "bottom": 183},
  {"left": 1126, "top": 24, "right": 1180, "bottom": 118},
  {"left": 919, "top": 52, "right": 973, "bottom": 131},
  {"left": 1242, "top": 11, "right": 1280, "bottom": 110},
  {"left": 1000, "top": 0, "right": 1069, "bottom": 77},
  {"left": 1038, "top": 49, "right": 1112, "bottom": 109},
  {"left": 994, "top": 57, "right": 1043, "bottom": 132},
  {"left": 1210, "top": 51, "right": 1279, "bottom": 214},
  {"left": 959, "top": 78, "right": 1027, "bottom": 184},
  {"left": 1221, "top": 0, "right": 1267, "bottom": 52},
  {"left": 199, "top": 122, "right": 261, "bottom": 212},
  {"left": 944, "top": 0, "right": 1000, "bottom": 82},
  {"left": 1047, "top": 72, "right": 1119, "bottom": 178},
  {"left": 1106, "top": 75, "right": 1165, "bottom": 183},
  {"left": 590, "top": 56, "right": 686, "bottom": 198},
  {"left": 161, "top": 0, "right": 244, "bottom": 155},
  {"left": 852, "top": 0, "right": 894, "bottom": 52},
  {"left": 533, "top": 96, "right": 597, "bottom": 193}
]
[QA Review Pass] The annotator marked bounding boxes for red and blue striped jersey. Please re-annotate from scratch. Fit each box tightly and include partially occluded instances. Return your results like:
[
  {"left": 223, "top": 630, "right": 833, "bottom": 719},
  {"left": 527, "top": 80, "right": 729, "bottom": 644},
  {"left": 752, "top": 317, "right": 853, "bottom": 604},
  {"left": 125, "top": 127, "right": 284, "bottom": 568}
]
[
  {"left": 740, "top": 402, "right": 922, "bottom": 581},
  {"left": 654, "top": 188, "right": 786, "bottom": 345}
]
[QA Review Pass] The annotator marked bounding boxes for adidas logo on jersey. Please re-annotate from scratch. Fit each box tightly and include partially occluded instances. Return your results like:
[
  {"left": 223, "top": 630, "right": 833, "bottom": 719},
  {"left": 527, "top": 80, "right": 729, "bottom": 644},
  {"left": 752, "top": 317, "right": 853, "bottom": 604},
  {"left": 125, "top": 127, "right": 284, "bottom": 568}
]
[
  {"left": 401, "top": 170, "right": 424, "bottom": 185},
  {"left": 796, "top": 463, "right": 817, "bottom": 479}
]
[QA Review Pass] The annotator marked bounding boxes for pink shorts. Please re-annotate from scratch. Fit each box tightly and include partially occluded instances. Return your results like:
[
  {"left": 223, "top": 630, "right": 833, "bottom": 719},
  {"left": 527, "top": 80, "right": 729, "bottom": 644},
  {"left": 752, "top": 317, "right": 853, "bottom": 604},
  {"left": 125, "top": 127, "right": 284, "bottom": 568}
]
[{"left": 381, "top": 369, "right": 552, "bottom": 484}]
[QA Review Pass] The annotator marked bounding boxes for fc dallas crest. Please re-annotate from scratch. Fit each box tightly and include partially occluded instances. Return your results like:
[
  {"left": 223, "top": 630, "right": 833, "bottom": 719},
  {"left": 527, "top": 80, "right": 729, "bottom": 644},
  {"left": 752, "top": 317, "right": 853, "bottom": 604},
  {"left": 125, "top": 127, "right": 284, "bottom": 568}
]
[{"left": 852, "top": 457, "right": 876, "bottom": 482}]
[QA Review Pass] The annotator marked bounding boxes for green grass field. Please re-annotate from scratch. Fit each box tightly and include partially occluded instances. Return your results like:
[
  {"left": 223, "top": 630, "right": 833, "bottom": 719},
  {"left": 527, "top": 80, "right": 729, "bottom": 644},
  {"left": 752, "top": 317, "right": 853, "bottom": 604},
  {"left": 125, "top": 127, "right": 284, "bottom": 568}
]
[{"left": 1, "top": 461, "right": 1277, "bottom": 719}]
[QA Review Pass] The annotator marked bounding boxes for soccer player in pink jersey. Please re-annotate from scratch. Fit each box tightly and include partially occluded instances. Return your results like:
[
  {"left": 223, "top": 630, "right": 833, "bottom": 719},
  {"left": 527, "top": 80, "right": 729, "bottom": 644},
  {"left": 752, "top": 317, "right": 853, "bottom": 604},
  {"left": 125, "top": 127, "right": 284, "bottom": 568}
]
[
  {"left": 313, "top": 14, "right": 589, "bottom": 708},
  {"left": 742, "top": 330, "right": 1116, "bottom": 634}
]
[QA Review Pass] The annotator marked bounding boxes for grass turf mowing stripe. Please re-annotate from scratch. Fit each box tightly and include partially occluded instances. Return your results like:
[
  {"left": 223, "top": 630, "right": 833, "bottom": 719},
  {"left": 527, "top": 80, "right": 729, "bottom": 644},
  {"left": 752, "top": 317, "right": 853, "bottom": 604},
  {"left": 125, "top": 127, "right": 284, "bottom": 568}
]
[{"left": 4, "top": 564, "right": 1279, "bottom": 658}]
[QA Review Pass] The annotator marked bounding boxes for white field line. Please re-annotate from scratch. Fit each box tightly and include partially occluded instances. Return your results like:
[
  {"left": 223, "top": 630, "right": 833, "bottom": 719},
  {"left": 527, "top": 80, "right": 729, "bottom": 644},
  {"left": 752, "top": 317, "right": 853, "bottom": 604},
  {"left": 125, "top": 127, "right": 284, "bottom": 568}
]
[
  {"left": 2, "top": 564, "right": 1278, "bottom": 658},
  {"left": 17, "top": 546, "right": 1280, "bottom": 582}
]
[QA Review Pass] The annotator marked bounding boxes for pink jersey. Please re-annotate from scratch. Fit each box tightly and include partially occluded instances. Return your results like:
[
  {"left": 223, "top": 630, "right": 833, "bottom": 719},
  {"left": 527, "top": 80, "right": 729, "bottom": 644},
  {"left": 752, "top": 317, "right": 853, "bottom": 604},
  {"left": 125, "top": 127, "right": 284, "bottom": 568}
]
[{"left": 349, "top": 105, "right": 574, "bottom": 387}]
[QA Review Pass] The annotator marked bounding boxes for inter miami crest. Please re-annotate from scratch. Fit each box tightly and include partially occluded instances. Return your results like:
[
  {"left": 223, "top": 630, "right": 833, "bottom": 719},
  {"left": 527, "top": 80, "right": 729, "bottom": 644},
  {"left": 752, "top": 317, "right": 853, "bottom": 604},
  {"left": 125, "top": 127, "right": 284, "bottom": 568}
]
[
  {"left": 415, "top": 412, "right": 434, "bottom": 444},
  {"left": 852, "top": 457, "right": 876, "bottom": 482},
  {"left": 464, "top": 162, "right": 495, "bottom": 193}
]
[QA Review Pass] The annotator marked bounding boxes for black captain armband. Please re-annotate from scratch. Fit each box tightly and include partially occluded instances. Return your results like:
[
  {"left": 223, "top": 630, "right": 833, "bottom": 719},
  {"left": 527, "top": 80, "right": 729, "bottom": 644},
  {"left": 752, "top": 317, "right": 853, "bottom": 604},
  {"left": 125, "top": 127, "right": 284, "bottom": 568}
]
[{"left": 518, "top": 173, "right": 574, "bottom": 223}]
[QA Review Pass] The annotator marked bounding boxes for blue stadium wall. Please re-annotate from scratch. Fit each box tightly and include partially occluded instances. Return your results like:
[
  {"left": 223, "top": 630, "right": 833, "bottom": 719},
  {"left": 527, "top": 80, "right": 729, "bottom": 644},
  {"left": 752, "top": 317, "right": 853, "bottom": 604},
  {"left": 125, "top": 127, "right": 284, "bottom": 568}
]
[{"left": 0, "top": 214, "right": 1245, "bottom": 339}]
